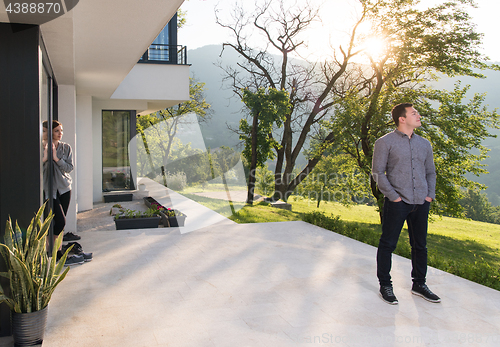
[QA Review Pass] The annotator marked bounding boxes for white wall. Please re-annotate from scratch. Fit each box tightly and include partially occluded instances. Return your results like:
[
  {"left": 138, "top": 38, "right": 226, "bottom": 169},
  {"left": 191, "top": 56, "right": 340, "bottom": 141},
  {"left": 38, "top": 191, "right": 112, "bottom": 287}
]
[
  {"left": 111, "top": 64, "right": 190, "bottom": 108},
  {"left": 76, "top": 95, "right": 94, "bottom": 211},
  {"left": 58, "top": 85, "right": 77, "bottom": 232}
]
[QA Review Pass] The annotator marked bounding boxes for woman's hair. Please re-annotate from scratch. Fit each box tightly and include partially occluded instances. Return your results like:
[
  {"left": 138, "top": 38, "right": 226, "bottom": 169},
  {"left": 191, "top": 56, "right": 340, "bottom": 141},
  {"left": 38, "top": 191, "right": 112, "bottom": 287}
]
[{"left": 42, "top": 120, "right": 63, "bottom": 130}]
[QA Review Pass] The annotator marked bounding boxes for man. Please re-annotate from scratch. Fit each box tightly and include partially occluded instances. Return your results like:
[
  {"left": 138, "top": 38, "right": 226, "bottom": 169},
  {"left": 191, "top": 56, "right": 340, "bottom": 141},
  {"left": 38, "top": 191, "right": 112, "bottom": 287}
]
[{"left": 372, "top": 103, "right": 440, "bottom": 305}]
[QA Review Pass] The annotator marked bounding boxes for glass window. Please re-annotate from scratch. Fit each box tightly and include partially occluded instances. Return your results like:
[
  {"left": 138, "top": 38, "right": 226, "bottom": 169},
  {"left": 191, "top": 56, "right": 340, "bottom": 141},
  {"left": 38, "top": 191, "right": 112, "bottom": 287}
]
[
  {"left": 153, "top": 25, "right": 169, "bottom": 45},
  {"left": 102, "top": 110, "right": 132, "bottom": 191},
  {"left": 40, "top": 37, "right": 57, "bottom": 249},
  {"left": 41, "top": 64, "right": 50, "bottom": 202},
  {"left": 151, "top": 25, "right": 170, "bottom": 61}
]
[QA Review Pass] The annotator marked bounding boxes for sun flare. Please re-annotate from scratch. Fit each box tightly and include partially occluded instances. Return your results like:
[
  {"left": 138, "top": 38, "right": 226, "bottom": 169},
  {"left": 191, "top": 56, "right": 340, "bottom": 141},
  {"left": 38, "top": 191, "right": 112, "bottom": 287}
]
[{"left": 361, "top": 37, "right": 388, "bottom": 61}]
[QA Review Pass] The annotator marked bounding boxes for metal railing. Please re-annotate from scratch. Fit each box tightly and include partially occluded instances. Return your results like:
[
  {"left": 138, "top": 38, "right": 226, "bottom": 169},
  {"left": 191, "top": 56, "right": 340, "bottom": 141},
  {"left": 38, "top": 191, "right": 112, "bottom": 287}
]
[{"left": 139, "top": 44, "right": 188, "bottom": 65}]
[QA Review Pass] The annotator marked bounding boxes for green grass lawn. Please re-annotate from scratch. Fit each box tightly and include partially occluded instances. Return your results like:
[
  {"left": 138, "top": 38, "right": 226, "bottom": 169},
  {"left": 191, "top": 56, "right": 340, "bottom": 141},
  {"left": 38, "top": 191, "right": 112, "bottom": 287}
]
[
  {"left": 236, "top": 196, "right": 500, "bottom": 266},
  {"left": 179, "top": 193, "right": 246, "bottom": 218},
  {"left": 177, "top": 191, "right": 500, "bottom": 290},
  {"left": 182, "top": 183, "right": 248, "bottom": 193}
]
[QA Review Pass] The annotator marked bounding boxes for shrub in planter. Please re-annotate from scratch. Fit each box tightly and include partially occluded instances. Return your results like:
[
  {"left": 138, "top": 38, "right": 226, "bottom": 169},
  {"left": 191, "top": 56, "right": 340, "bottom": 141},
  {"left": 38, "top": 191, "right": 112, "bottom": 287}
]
[
  {"left": 141, "top": 197, "right": 187, "bottom": 227},
  {"left": 114, "top": 207, "right": 161, "bottom": 230}
]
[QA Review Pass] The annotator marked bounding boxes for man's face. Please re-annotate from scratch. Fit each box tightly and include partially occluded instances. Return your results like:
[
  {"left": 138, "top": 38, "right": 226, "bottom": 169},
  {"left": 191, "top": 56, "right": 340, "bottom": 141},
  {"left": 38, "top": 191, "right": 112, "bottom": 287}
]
[{"left": 401, "top": 106, "right": 421, "bottom": 129}]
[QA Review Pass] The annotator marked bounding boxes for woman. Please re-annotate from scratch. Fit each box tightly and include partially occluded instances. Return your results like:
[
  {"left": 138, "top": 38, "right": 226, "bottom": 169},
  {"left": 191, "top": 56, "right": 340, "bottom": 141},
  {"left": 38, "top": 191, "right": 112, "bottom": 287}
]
[{"left": 43, "top": 120, "right": 90, "bottom": 264}]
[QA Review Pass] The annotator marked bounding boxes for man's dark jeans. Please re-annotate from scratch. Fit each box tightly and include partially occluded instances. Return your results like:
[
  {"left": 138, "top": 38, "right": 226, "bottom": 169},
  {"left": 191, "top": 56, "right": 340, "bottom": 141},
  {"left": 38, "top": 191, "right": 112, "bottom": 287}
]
[{"left": 377, "top": 198, "right": 430, "bottom": 287}]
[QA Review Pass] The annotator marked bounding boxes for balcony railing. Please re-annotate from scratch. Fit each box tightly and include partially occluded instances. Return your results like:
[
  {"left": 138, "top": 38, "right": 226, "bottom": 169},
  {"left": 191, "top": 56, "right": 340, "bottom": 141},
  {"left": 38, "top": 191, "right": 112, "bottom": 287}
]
[{"left": 138, "top": 44, "right": 188, "bottom": 65}]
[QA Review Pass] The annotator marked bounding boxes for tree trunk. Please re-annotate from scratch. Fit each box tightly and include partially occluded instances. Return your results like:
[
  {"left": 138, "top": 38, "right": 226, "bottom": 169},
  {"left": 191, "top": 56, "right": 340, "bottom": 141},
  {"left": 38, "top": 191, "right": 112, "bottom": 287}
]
[
  {"left": 246, "top": 112, "right": 259, "bottom": 205},
  {"left": 273, "top": 132, "right": 337, "bottom": 202}
]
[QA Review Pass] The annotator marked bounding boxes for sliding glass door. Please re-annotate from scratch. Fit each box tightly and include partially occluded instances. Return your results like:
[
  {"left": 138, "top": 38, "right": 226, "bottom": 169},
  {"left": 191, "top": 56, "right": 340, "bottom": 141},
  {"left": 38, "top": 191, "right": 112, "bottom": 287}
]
[{"left": 102, "top": 110, "right": 135, "bottom": 191}]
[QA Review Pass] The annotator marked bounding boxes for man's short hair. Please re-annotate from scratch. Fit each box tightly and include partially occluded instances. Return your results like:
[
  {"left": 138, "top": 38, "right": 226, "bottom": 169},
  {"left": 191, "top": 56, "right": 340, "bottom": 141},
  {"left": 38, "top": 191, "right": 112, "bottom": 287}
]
[{"left": 392, "top": 103, "right": 413, "bottom": 127}]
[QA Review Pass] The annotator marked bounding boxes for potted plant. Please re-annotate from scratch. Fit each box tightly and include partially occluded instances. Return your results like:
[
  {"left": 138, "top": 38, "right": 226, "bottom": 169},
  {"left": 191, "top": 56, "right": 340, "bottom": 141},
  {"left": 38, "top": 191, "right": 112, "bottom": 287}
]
[
  {"left": 143, "top": 196, "right": 157, "bottom": 208},
  {"left": 141, "top": 197, "right": 187, "bottom": 227},
  {"left": 148, "top": 204, "right": 169, "bottom": 226},
  {"left": 0, "top": 203, "right": 72, "bottom": 346},
  {"left": 113, "top": 207, "right": 161, "bottom": 230},
  {"left": 163, "top": 208, "right": 187, "bottom": 227}
]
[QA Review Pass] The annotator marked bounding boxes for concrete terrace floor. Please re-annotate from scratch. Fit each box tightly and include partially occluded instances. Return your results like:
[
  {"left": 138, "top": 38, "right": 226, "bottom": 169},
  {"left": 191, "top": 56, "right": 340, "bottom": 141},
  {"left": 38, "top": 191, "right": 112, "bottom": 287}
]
[{"left": 2, "top": 179, "right": 500, "bottom": 346}]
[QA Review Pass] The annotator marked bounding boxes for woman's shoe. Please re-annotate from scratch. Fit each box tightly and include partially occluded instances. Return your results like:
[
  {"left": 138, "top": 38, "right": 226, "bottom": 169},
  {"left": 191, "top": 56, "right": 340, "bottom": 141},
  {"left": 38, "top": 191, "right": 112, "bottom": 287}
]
[{"left": 63, "top": 232, "right": 81, "bottom": 241}]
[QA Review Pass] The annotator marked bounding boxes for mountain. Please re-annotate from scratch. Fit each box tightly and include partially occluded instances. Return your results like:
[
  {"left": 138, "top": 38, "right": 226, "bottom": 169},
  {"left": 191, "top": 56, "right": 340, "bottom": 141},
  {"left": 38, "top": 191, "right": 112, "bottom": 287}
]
[
  {"left": 188, "top": 45, "right": 244, "bottom": 149},
  {"left": 188, "top": 45, "right": 500, "bottom": 205}
]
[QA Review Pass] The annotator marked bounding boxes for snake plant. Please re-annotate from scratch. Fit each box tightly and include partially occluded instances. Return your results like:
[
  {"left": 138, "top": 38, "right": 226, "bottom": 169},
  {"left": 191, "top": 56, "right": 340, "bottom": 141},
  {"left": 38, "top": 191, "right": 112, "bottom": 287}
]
[{"left": 0, "top": 203, "right": 72, "bottom": 313}]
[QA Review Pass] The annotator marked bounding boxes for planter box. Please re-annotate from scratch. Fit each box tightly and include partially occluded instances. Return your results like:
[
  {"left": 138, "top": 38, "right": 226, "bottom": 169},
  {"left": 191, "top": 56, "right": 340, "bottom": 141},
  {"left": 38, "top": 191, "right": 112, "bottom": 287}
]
[
  {"left": 114, "top": 216, "right": 161, "bottom": 230},
  {"left": 158, "top": 211, "right": 169, "bottom": 226},
  {"left": 104, "top": 193, "right": 133, "bottom": 203},
  {"left": 167, "top": 215, "right": 186, "bottom": 227},
  {"left": 143, "top": 196, "right": 156, "bottom": 208},
  {"left": 158, "top": 211, "right": 186, "bottom": 227},
  {"left": 145, "top": 197, "right": 186, "bottom": 227}
]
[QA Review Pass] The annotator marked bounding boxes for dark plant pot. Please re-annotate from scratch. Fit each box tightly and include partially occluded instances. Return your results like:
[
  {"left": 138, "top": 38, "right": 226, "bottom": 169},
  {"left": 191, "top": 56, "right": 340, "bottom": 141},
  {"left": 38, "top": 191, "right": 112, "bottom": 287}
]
[
  {"left": 11, "top": 306, "right": 48, "bottom": 346},
  {"left": 103, "top": 193, "right": 133, "bottom": 203},
  {"left": 167, "top": 215, "right": 186, "bottom": 227},
  {"left": 114, "top": 216, "right": 161, "bottom": 230},
  {"left": 158, "top": 211, "right": 169, "bottom": 226},
  {"left": 143, "top": 196, "right": 156, "bottom": 208}
]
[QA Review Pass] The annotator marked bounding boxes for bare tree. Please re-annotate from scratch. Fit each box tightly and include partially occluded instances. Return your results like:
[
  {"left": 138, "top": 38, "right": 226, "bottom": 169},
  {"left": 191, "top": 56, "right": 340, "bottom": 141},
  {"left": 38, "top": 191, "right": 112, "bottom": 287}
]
[
  {"left": 216, "top": 0, "right": 366, "bottom": 201},
  {"left": 216, "top": 0, "right": 498, "bottom": 222}
]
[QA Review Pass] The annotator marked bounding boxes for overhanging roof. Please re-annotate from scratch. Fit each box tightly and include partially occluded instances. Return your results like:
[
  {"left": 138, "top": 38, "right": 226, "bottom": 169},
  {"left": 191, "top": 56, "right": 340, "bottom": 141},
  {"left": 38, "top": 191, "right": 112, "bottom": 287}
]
[{"left": 1, "top": 0, "right": 184, "bottom": 99}]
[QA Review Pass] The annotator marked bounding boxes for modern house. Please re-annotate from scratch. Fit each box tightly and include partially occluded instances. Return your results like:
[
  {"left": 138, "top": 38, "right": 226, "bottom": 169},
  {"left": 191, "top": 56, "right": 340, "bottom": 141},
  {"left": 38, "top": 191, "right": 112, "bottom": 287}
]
[{"left": 0, "top": 0, "right": 189, "bottom": 335}]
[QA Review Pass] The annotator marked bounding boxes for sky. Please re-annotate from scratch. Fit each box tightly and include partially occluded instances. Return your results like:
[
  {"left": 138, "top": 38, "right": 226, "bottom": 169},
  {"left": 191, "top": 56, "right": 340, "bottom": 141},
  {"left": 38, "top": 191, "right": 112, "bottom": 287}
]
[{"left": 178, "top": 0, "right": 500, "bottom": 62}]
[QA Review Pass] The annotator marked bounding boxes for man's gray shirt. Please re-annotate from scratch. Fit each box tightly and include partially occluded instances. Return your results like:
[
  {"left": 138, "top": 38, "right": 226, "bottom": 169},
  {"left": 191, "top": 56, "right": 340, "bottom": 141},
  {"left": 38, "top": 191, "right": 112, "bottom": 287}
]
[{"left": 372, "top": 129, "right": 436, "bottom": 205}]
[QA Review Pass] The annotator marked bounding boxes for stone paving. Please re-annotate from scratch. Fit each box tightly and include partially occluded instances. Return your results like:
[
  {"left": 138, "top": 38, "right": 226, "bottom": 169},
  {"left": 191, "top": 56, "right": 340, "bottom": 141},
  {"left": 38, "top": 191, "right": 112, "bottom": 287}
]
[{"left": 1, "top": 178, "right": 500, "bottom": 346}]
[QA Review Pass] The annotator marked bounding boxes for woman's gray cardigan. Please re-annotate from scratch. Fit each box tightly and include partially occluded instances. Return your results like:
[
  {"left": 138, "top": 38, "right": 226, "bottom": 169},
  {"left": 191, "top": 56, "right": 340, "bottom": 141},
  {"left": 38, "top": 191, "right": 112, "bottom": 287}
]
[{"left": 43, "top": 141, "right": 73, "bottom": 199}]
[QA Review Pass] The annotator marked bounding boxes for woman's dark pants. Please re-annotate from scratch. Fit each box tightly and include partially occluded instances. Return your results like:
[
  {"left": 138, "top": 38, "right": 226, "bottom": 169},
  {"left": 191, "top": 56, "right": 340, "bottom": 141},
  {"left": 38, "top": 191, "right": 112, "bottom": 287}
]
[
  {"left": 377, "top": 198, "right": 430, "bottom": 287},
  {"left": 53, "top": 191, "right": 71, "bottom": 235}
]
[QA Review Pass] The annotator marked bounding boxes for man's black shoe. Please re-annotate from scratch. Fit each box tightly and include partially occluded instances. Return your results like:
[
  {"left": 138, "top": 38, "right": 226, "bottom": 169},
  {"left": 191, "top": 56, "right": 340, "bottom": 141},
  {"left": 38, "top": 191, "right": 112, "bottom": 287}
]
[
  {"left": 62, "top": 242, "right": 92, "bottom": 261},
  {"left": 63, "top": 232, "right": 81, "bottom": 241},
  {"left": 380, "top": 285, "right": 398, "bottom": 305},
  {"left": 411, "top": 283, "right": 441, "bottom": 303},
  {"left": 62, "top": 241, "right": 83, "bottom": 253}
]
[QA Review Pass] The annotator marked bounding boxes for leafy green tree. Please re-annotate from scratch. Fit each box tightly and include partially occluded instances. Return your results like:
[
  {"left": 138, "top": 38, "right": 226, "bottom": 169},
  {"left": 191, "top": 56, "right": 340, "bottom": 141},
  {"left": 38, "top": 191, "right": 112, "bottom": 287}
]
[
  {"left": 211, "top": 146, "right": 241, "bottom": 177},
  {"left": 459, "top": 189, "right": 499, "bottom": 224},
  {"left": 217, "top": 0, "right": 337, "bottom": 202},
  {"left": 240, "top": 87, "right": 290, "bottom": 204},
  {"left": 296, "top": 154, "right": 373, "bottom": 208},
  {"left": 217, "top": 0, "right": 498, "bottom": 210},
  {"left": 255, "top": 165, "right": 275, "bottom": 197},
  {"left": 165, "top": 147, "right": 213, "bottom": 184},
  {"left": 177, "top": 9, "right": 187, "bottom": 29},
  {"left": 212, "top": 146, "right": 242, "bottom": 214},
  {"left": 136, "top": 78, "right": 211, "bottom": 184},
  {"left": 326, "top": 82, "right": 499, "bottom": 221},
  {"left": 315, "top": 0, "right": 499, "bottom": 220}
]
